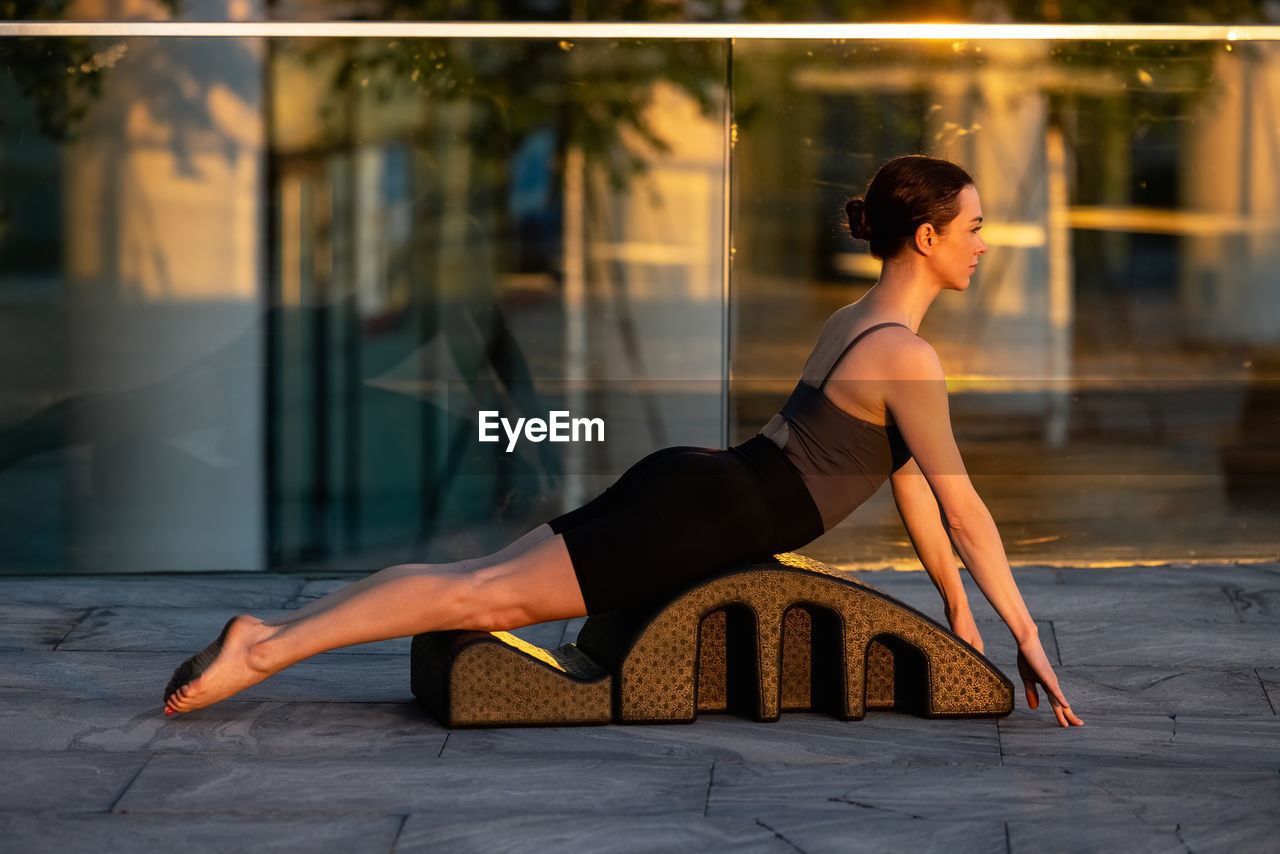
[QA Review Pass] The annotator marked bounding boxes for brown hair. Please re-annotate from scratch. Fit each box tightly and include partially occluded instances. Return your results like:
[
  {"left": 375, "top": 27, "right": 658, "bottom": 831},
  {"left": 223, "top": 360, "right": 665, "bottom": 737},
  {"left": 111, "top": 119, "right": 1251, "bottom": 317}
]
[{"left": 845, "top": 155, "right": 974, "bottom": 260}]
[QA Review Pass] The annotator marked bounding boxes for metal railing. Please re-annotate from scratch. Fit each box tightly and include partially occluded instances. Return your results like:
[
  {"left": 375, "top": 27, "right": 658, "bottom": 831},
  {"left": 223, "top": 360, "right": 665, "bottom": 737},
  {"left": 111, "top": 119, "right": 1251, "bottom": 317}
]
[{"left": 2, "top": 21, "right": 1280, "bottom": 40}]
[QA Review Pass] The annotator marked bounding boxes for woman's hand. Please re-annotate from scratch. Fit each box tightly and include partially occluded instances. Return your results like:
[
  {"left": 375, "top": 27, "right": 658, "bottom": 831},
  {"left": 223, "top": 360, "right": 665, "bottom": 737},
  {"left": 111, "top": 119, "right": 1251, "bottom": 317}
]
[
  {"left": 1016, "top": 638, "right": 1083, "bottom": 727},
  {"left": 946, "top": 603, "right": 984, "bottom": 654}
]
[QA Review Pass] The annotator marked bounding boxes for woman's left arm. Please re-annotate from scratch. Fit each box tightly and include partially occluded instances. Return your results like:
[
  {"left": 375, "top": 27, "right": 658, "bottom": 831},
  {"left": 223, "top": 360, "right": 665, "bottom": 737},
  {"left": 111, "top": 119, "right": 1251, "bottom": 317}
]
[{"left": 891, "top": 458, "right": 984, "bottom": 652}]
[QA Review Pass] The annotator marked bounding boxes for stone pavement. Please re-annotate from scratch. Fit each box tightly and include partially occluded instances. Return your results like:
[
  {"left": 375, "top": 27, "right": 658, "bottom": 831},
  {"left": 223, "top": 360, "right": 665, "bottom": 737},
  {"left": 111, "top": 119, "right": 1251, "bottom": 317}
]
[{"left": 1, "top": 562, "right": 1278, "bottom": 853}]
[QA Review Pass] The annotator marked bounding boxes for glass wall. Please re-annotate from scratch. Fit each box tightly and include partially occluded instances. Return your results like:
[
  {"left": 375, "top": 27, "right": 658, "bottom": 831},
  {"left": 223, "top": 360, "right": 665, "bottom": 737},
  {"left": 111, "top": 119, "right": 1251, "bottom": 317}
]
[{"left": 1, "top": 24, "right": 1277, "bottom": 574}]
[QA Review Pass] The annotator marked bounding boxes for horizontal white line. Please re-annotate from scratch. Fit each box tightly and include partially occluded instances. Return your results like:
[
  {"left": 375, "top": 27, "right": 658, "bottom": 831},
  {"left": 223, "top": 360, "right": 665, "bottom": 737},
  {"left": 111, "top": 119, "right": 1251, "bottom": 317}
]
[{"left": 1, "top": 21, "right": 1279, "bottom": 40}]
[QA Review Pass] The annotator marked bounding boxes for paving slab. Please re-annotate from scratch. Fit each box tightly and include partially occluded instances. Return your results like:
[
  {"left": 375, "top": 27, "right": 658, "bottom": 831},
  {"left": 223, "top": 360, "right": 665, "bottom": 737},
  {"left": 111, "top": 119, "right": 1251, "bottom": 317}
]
[
  {"left": 0, "top": 696, "right": 443, "bottom": 757},
  {"left": 999, "top": 712, "right": 1280, "bottom": 769},
  {"left": 1257, "top": 667, "right": 1280, "bottom": 714},
  {"left": 441, "top": 712, "right": 1001, "bottom": 766},
  {"left": 0, "top": 812, "right": 404, "bottom": 854},
  {"left": 1017, "top": 584, "right": 1240, "bottom": 623},
  {"left": 853, "top": 569, "right": 1246, "bottom": 624},
  {"left": 0, "top": 650, "right": 410, "bottom": 704},
  {"left": 0, "top": 752, "right": 148, "bottom": 812},
  {"left": 0, "top": 603, "right": 89, "bottom": 650},
  {"left": 0, "top": 698, "right": 153, "bottom": 753},
  {"left": 57, "top": 607, "right": 410, "bottom": 655},
  {"left": 114, "top": 755, "right": 713, "bottom": 818},
  {"left": 0, "top": 575, "right": 304, "bottom": 610},
  {"left": 0, "top": 650, "right": 199, "bottom": 701},
  {"left": 1045, "top": 665, "right": 1275, "bottom": 717},
  {"left": 706, "top": 762, "right": 1280, "bottom": 824},
  {"left": 141, "top": 700, "right": 440, "bottom": 758},
  {"left": 1051, "top": 766, "right": 1280, "bottom": 824},
  {"left": 1177, "top": 822, "right": 1280, "bottom": 854},
  {"left": 708, "top": 762, "right": 1112, "bottom": 821},
  {"left": 1229, "top": 587, "right": 1280, "bottom": 622},
  {"left": 1055, "top": 621, "right": 1280, "bottom": 667},
  {"left": 1007, "top": 820, "right": 1185, "bottom": 854},
  {"left": 748, "top": 809, "right": 1006, "bottom": 854},
  {"left": 396, "top": 814, "right": 791, "bottom": 854},
  {"left": 1056, "top": 564, "right": 1280, "bottom": 590}
]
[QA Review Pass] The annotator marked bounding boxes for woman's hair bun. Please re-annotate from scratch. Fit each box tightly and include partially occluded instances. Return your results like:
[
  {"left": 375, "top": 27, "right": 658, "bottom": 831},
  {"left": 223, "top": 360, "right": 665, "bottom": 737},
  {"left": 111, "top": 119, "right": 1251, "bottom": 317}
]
[{"left": 845, "top": 197, "right": 872, "bottom": 242}]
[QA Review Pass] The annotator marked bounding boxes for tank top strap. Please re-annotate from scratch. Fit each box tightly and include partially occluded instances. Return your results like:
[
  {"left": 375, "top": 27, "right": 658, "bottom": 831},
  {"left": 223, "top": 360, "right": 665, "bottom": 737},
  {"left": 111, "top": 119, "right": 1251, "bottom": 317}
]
[{"left": 817, "top": 321, "right": 912, "bottom": 390}]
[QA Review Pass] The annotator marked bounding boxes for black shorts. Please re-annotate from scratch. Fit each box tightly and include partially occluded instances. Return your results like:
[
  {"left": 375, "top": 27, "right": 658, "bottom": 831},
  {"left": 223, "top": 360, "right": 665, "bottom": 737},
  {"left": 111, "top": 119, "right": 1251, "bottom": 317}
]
[{"left": 548, "top": 435, "right": 824, "bottom": 614}]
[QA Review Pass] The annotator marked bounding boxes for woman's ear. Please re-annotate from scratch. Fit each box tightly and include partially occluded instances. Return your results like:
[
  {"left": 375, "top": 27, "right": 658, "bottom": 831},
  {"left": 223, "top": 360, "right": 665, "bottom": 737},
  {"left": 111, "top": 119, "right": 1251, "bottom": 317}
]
[{"left": 914, "top": 222, "right": 936, "bottom": 255}]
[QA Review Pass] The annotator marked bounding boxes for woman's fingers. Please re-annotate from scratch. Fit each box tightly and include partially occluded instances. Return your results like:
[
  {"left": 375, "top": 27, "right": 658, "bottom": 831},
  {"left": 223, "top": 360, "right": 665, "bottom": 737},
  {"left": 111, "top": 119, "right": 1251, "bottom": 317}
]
[
  {"left": 1016, "top": 650, "right": 1040, "bottom": 708},
  {"left": 1016, "top": 647, "right": 1083, "bottom": 726},
  {"left": 1023, "top": 679, "right": 1039, "bottom": 710},
  {"left": 1028, "top": 675, "right": 1084, "bottom": 726},
  {"left": 1048, "top": 696, "right": 1084, "bottom": 727},
  {"left": 1046, "top": 683, "right": 1084, "bottom": 727}
]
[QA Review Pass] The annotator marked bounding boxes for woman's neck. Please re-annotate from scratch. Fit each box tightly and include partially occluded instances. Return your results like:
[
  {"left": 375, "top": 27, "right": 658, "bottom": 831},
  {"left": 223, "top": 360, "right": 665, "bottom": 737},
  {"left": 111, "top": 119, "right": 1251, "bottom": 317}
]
[{"left": 860, "top": 256, "right": 943, "bottom": 333}]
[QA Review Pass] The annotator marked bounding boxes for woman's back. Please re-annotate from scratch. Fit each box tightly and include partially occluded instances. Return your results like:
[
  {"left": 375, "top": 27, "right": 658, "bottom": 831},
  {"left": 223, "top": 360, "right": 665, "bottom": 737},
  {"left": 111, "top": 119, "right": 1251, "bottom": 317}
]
[
  {"left": 797, "top": 303, "right": 910, "bottom": 425},
  {"left": 762, "top": 306, "right": 915, "bottom": 530}
]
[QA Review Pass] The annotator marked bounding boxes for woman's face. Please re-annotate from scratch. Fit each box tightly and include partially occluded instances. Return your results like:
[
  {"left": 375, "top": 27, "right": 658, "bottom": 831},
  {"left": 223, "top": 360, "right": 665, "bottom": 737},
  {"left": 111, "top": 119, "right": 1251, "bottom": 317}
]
[{"left": 931, "top": 184, "right": 987, "bottom": 290}]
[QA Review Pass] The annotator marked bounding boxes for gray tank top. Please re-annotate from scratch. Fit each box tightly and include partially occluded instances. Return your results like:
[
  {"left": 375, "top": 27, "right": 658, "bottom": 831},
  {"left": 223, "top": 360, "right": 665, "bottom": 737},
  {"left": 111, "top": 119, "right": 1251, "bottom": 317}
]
[{"left": 764, "top": 322, "right": 913, "bottom": 531}]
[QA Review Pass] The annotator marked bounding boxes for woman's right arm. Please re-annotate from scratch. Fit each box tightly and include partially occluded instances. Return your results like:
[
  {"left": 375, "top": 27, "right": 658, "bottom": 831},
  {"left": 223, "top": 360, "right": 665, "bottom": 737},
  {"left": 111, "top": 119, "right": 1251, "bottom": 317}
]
[{"left": 882, "top": 334, "right": 1083, "bottom": 727}]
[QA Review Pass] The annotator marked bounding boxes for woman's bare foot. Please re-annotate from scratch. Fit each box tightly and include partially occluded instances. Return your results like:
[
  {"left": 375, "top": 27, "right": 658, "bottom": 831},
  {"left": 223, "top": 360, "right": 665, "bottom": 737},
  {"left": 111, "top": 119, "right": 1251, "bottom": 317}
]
[{"left": 163, "top": 615, "right": 277, "bottom": 715}]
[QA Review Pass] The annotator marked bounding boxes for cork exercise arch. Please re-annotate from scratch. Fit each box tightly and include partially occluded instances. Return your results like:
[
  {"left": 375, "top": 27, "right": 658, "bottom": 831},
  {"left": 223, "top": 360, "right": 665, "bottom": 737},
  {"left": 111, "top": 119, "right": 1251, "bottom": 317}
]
[{"left": 410, "top": 553, "right": 1014, "bottom": 727}]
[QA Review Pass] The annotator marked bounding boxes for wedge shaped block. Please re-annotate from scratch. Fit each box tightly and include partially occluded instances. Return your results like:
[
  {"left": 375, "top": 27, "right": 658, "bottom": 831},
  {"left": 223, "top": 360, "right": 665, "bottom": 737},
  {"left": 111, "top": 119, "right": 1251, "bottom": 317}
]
[{"left": 411, "top": 630, "right": 611, "bottom": 727}]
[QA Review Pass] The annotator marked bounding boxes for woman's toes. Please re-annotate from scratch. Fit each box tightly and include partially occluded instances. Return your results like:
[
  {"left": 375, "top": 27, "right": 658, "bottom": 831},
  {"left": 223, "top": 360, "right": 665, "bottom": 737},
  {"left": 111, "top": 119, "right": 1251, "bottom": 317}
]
[{"left": 165, "top": 681, "right": 194, "bottom": 713}]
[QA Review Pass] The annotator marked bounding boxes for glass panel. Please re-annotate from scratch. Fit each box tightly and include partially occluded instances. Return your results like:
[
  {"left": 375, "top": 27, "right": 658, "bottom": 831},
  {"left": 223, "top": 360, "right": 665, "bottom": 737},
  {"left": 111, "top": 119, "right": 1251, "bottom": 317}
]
[
  {"left": 0, "top": 34, "right": 267, "bottom": 573},
  {"left": 267, "top": 36, "right": 727, "bottom": 569},
  {"left": 731, "top": 37, "right": 1280, "bottom": 569},
  {"left": 0, "top": 34, "right": 728, "bottom": 572}
]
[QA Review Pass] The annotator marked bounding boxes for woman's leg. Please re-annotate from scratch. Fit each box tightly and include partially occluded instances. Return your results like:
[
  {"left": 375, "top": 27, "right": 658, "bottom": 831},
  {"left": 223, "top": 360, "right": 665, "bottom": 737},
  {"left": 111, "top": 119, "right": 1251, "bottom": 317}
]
[
  {"left": 163, "top": 528, "right": 584, "bottom": 714},
  {"left": 265, "top": 525, "right": 555, "bottom": 627}
]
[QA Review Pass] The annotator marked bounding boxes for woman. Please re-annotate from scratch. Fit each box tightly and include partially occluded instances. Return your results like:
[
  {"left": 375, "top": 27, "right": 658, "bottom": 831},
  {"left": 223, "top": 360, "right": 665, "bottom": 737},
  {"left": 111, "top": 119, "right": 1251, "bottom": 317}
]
[{"left": 164, "top": 155, "right": 1082, "bottom": 728}]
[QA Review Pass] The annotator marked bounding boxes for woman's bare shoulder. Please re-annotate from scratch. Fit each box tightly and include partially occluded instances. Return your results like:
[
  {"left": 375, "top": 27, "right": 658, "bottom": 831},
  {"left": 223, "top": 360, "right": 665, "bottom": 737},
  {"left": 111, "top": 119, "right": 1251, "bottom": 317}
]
[
  {"left": 876, "top": 328, "right": 942, "bottom": 379},
  {"left": 816, "top": 303, "right": 862, "bottom": 336},
  {"left": 813, "top": 317, "right": 937, "bottom": 392}
]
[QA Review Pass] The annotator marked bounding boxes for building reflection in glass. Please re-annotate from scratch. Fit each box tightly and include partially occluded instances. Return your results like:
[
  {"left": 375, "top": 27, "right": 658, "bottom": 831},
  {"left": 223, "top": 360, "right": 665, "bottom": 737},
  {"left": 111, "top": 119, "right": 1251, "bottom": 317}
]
[{"left": 0, "top": 30, "right": 728, "bottom": 572}]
